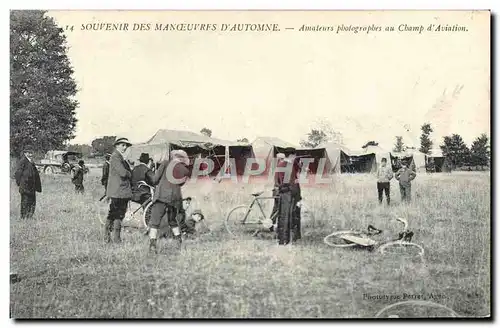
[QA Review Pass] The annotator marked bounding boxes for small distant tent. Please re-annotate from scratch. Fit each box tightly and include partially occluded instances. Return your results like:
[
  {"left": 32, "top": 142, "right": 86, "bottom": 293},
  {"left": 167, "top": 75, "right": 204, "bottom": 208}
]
[
  {"left": 426, "top": 148, "right": 448, "bottom": 172},
  {"left": 317, "top": 142, "right": 351, "bottom": 174}
]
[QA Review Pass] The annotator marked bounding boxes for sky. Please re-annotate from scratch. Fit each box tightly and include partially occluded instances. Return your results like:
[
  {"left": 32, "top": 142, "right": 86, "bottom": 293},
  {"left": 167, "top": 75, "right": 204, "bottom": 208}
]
[{"left": 47, "top": 10, "right": 490, "bottom": 150}]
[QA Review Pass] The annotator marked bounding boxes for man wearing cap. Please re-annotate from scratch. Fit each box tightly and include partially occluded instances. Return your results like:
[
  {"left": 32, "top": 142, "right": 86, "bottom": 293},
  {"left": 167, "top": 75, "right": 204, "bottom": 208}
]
[
  {"left": 15, "top": 146, "right": 42, "bottom": 219},
  {"left": 131, "top": 153, "right": 155, "bottom": 205},
  {"left": 147, "top": 149, "right": 191, "bottom": 254},
  {"left": 104, "top": 137, "right": 133, "bottom": 243},
  {"left": 101, "top": 153, "right": 111, "bottom": 192}
]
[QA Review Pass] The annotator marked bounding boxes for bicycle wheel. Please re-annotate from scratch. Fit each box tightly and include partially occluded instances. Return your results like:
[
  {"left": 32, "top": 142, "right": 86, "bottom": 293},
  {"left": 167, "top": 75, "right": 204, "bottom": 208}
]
[
  {"left": 375, "top": 300, "right": 458, "bottom": 318},
  {"left": 379, "top": 241, "right": 425, "bottom": 257},
  {"left": 323, "top": 230, "right": 368, "bottom": 248},
  {"left": 96, "top": 198, "right": 110, "bottom": 225},
  {"left": 225, "top": 205, "right": 264, "bottom": 237},
  {"left": 123, "top": 202, "right": 145, "bottom": 228},
  {"left": 142, "top": 201, "right": 153, "bottom": 229}
]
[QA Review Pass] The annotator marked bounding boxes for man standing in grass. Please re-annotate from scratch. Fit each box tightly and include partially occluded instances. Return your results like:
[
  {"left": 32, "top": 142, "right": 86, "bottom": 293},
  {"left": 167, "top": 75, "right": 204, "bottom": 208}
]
[
  {"left": 104, "top": 137, "right": 133, "bottom": 243},
  {"left": 147, "top": 150, "right": 191, "bottom": 254},
  {"left": 376, "top": 158, "right": 393, "bottom": 205},
  {"left": 71, "top": 160, "right": 86, "bottom": 193},
  {"left": 15, "top": 146, "right": 42, "bottom": 219},
  {"left": 395, "top": 161, "right": 417, "bottom": 203}
]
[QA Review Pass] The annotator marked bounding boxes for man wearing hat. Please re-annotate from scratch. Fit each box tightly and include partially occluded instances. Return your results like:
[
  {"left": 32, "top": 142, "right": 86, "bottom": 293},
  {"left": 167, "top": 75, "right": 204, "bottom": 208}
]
[
  {"left": 104, "top": 137, "right": 133, "bottom": 243},
  {"left": 15, "top": 146, "right": 42, "bottom": 219},
  {"left": 131, "top": 153, "right": 155, "bottom": 204},
  {"left": 395, "top": 160, "right": 416, "bottom": 203},
  {"left": 101, "top": 153, "right": 111, "bottom": 193},
  {"left": 147, "top": 149, "right": 191, "bottom": 254}
]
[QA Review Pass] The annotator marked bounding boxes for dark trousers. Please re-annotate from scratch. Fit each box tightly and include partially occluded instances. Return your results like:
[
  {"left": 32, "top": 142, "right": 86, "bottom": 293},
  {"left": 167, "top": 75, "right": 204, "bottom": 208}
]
[
  {"left": 377, "top": 182, "right": 390, "bottom": 205},
  {"left": 20, "top": 192, "right": 36, "bottom": 219},
  {"left": 277, "top": 191, "right": 300, "bottom": 245},
  {"left": 105, "top": 198, "right": 129, "bottom": 230},
  {"left": 74, "top": 184, "right": 84, "bottom": 193},
  {"left": 399, "top": 183, "right": 412, "bottom": 203},
  {"left": 270, "top": 189, "right": 280, "bottom": 224},
  {"left": 149, "top": 201, "right": 180, "bottom": 230}
]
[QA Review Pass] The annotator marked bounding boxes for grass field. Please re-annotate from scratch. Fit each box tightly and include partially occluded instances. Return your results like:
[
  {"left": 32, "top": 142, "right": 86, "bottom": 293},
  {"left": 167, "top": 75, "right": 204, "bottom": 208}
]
[{"left": 10, "top": 170, "right": 490, "bottom": 318}]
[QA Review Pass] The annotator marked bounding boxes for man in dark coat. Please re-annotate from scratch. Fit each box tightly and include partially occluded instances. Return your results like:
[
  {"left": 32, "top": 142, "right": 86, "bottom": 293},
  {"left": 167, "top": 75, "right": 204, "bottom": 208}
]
[
  {"left": 71, "top": 160, "right": 86, "bottom": 193},
  {"left": 131, "top": 153, "right": 155, "bottom": 205},
  {"left": 147, "top": 150, "right": 191, "bottom": 254},
  {"left": 276, "top": 152, "right": 302, "bottom": 245},
  {"left": 15, "top": 146, "right": 42, "bottom": 219},
  {"left": 101, "top": 153, "right": 111, "bottom": 192},
  {"left": 105, "top": 138, "right": 133, "bottom": 243}
]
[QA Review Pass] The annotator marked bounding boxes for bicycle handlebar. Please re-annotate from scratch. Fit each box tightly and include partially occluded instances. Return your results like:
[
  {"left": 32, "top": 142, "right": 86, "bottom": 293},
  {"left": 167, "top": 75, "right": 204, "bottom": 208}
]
[{"left": 396, "top": 218, "right": 408, "bottom": 231}]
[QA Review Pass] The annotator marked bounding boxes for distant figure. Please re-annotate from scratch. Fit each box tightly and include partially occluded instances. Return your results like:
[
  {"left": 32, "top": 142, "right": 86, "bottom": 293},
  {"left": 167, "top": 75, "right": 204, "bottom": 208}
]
[
  {"left": 15, "top": 146, "right": 42, "bottom": 219},
  {"left": 376, "top": 158, "right": 393, "bottom": 205},
  {"left": 131, "top": 153, "right": 154, "bottom": 204},
  {"left": 71, "top": 160, "right": 86, "bottom": 193},
  {"left": 101, "top": 153, "right": 111, "bottom": 192},
  {"left": 395, "top": 162, "right": 416, "bottom": 203},
  {"left": 105, "top": 138, "right": 133, "bottom": 243}
]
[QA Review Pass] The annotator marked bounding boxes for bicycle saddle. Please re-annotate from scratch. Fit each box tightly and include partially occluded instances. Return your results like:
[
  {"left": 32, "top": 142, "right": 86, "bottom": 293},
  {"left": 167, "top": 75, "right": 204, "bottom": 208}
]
[{"left": 251, "top": 191, "right": 264, "bottom": 197}]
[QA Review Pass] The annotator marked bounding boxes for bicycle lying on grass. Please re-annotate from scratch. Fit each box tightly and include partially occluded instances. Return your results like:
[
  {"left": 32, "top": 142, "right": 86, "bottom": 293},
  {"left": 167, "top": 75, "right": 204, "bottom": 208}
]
[{"left": 324, "top": 217, "right": 425, "bottom": 256}]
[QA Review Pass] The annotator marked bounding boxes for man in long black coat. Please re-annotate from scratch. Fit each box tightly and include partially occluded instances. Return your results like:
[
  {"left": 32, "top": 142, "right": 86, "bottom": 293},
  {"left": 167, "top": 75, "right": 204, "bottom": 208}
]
[{"left": 15, "top": 146, "right": 42, "bottom": 219}]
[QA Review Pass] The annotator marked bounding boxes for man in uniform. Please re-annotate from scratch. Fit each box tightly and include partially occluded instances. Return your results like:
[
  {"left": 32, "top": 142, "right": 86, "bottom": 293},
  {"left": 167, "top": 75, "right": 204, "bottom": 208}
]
[
  {"left": 104, "top": 137, "right": 133, "bottom": 243},
  {"left": 15, "top": 146, "right": 42, "bottom": 219},
  {"left": 131, "top": 153, "right": 155, "bottom": 205},
  {"left": 395, "top": 161, "right": 417, "bottom": 203},
  {"left": 147, "top": 150, "right": 191, "bottom": 254}
]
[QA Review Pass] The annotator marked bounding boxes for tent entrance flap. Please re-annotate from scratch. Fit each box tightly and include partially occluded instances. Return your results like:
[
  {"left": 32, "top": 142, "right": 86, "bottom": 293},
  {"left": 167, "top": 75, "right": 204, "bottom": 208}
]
[{"left": 343, "top": 154, "right": 376, "bottom": 173}]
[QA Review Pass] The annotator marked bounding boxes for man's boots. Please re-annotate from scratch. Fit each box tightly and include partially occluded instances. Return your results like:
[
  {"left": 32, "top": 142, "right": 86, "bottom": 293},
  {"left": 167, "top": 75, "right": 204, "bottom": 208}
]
[
  {"left": 104, "top": 219, "right": 113, "bottom": 243},
  {"left": 149, "top": 228, "right": 158, "bottom": 254},
  {"left": 172, "top": 227, "right": 182, "bottom": 250},
  {"left": 113, "top": 219, "right": 122, "bottom": 243}
]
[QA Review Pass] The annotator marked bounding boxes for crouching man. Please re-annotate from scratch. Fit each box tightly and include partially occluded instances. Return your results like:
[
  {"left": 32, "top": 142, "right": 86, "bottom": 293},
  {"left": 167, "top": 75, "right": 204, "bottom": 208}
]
[{"left": 148, "top": 150, "right": 191, "bottom": 254}]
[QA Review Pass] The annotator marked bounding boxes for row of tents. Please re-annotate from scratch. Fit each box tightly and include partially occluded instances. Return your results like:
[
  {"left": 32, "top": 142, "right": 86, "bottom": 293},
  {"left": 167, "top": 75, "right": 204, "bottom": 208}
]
[{"left": 128, "top": 129, "right": 447, "bottom": 177}]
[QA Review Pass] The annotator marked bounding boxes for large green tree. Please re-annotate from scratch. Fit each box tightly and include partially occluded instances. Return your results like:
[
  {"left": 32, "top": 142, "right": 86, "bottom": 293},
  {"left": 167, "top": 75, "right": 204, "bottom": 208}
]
[
  {"left": 393, "top": 136, "right": 406, "bottom": 152},
  {"left": 470, "top": 133, "right": 490, "bottom": 167},
  {"left": 91, "top": 136, "right": 116, "bottom": 156},
  {"left": 419, "top": 123, "right": 433, "bottom": 155},
  {"left": 300, "top": 129, "right": 328, "bottom": 148},
  {"left": 440, "top": 134, "right": 470, "bottom": 169},
  {"left": 10, "top": 10, "right": 78, "bottom": 156}
]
